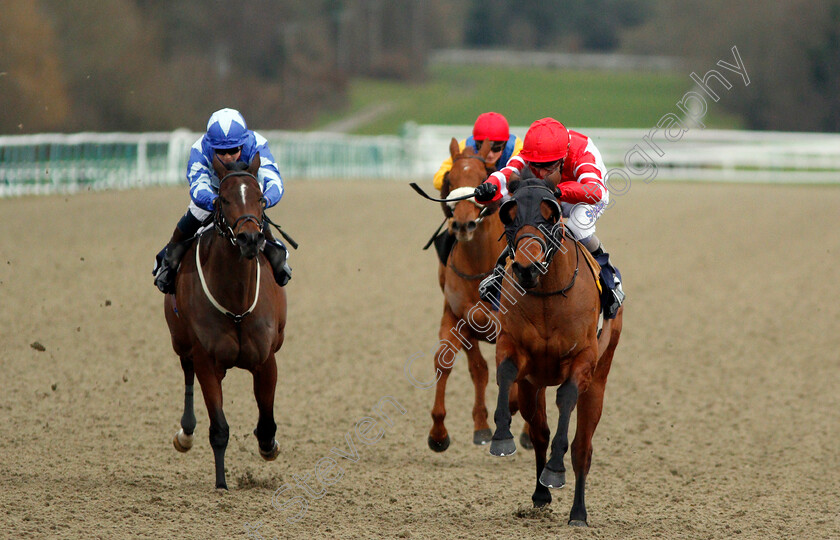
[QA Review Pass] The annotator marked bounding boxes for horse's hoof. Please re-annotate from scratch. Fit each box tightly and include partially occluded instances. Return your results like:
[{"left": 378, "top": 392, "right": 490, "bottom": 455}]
[
  {"left": 519, "top": 431, "right": 533, "bottom": 450},
  {"left": 568, "top": 519, "right": 588, "bottom": 527},
  {"left": 215, "top": 485, "right": 228, "bottom": 493},
  {"left": 259, "top": 440, "right": 280, "bottom": 461},
  {"left": 428, "top": 435, "right": 450, "bottom": 453},
  {"left": 539, "top": 467, "right": 565, "bottom": 489},
  {"left": 489, "top": 438, "right": 516, "bottom": 457},
  {"left": 173, "top": 429, "right": 193, "bottom": 453},
  {"left": 532, "top": 495, "right": 551, "bottom": 508},
  {"left": 473, "top": 428, "right": 493, "bottom": 445}
]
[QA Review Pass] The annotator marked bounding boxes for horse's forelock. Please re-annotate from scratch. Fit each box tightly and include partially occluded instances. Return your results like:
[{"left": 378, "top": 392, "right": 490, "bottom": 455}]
[{"left": 224, "top": 160, "right": 250, "bottom": 172}]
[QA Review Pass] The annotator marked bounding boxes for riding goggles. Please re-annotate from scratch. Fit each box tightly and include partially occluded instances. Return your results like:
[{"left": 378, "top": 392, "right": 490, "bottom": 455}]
[
  {"left": 214, "top": 146, "right": 242, "bottom": 156},
  {"left": 529, "top": 159, "right": 564, "bottom": 172},
  {"left": 475, "top": 140, "right": 506, "bottom": 153}
]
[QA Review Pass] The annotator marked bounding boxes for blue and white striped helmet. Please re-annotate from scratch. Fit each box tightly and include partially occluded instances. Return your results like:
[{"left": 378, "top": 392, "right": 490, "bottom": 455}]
[{"left": 205, "top": 108, "right": 249, "bottom": 149}]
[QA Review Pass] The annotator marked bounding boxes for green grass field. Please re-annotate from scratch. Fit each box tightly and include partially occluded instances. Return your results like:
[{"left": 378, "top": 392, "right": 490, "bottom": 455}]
[{"left": 313, "top": 64, "right": 743, "bottom": 134}]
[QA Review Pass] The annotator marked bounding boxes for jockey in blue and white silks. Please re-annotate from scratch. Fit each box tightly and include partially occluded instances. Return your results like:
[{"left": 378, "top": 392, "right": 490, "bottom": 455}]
[
  {"left": 186, "top": 108, "right": 284, "bottom": 218},
  {"left": 153, "top": 108, "right": 291, "bottom": 294}
]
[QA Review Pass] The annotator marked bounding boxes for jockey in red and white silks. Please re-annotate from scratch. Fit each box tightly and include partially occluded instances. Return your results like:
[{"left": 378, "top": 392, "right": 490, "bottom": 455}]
[
  {"left": 482, "top": 118, "right": 608, "bottom": 241},
  {"left": 473, "top": 117, "right": 625, "bottom": 319}
]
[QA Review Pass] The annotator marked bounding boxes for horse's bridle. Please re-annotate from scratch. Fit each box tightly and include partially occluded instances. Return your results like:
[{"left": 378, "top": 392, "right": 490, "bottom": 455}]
[
  {"left": 444, "top": 155, "right": 496, "bottom": 279},
  {"left": 198, "top": 170, "right": 265, "bottom": 322},
  {"left": 503, "top": 184, "right": 579, "bottom": 297},
  {"left": 214, "top": 171, "right": 265, "bottom": 245}
]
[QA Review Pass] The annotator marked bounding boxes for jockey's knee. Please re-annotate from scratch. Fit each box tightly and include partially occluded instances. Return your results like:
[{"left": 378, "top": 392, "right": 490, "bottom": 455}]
[{"left": 177, "top": 211, "right": 202, "bottom": 237}]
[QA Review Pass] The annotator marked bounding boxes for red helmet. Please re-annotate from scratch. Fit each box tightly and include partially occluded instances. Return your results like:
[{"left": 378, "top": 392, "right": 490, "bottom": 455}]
[
  {"left": 472, "top": 112, "right": 509, "bottom": 142},
  {"left": 518, "top": 118, "right": 570, "bottom": 162}
]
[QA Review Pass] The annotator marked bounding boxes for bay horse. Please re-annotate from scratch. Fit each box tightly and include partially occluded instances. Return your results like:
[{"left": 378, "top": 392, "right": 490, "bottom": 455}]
[
  {"left": 488, "top": 178, "right": 623, "bottom": 526},
  {"left": 427, "top": 138, "right": 508, "bottom": 451},
  {"left": 164, "top": 154, "right": 287, "bottom": 490}
]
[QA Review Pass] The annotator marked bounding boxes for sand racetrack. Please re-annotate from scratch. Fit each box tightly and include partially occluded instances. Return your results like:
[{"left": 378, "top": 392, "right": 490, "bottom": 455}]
[{"left": 1, "top": 179, "right": 839, "bottom": 539}]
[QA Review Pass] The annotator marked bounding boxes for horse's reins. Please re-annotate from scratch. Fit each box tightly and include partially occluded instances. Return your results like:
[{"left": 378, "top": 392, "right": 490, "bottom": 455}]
[{"left": 411, "top": 154, "right": 498, "bottom": 279}]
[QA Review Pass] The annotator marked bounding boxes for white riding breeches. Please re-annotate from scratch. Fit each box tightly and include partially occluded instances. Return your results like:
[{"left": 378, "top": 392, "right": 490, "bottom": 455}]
[
  {"left": 188, "top": 201, "right": 212, "bottom": 222},
  {"left": 562, "top": 200, "right": 606, "bottom": 242}
]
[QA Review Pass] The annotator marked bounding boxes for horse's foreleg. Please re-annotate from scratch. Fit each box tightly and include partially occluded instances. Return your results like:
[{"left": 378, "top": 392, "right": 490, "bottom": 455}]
[
  {"left": 173, "top": 357, "right": 197, "bottom": 452},
  {"left": 253, "top": 354, "right": 279, "bottom": 461},
  {"left": 519, "top": 380, "right": 551, "bottom": 508},
  {"left": 464, "top": 336, "right": 491, "bottom": 445},
  {"left": 428, "top": 307, "right": 461, "bottom": 452},
  {"left": 541, "top": 380, "right": 579, "bottom": 491},
  {"left": 194, "top": 359, "right": 229, "bottom": 490},
  {"left": 489, "top": 354, "right": 518, "bottom": 457}
]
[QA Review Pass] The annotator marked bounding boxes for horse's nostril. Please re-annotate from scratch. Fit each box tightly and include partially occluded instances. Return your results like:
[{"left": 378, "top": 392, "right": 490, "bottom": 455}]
[{"left": 466, "top": 221, "right": 477, "bottom": 232}]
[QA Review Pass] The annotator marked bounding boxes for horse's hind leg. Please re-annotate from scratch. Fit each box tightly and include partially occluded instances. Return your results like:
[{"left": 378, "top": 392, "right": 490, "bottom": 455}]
[
  {"left": 568, "top": 375, "right": 606, "bottom": 527},
  {"left": 464, "top": 336, "right": 491, "bottom": 445},
  {"left": 173, "top": 357, "right": 197, "bottom": 452},
  {"left": 253, "top": 354, "right": 279, "bottom": 461},
  {"left": 569, "top": 315, "right": 622, "bottom": 526},
  {"left": 540, "top": 380, "right": 579, "bottom": 490},
  {"left": 194, "top": 358, "right": 230, "bottom": 490}
]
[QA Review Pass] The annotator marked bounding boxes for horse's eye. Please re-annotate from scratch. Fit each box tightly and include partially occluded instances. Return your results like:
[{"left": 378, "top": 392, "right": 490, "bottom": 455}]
[{"left": 219, "top": 197, "right": 229, "bottom": 206}]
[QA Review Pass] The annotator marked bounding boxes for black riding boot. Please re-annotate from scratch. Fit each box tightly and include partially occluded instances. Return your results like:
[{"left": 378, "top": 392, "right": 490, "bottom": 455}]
[
  {"left": 590, "top": 244, "right": 625, "bottom": 319},
  {"left": 153, "top": 212, "right": 202, "bottom": 294},
  {"left": 262, "top": 226, "right": 292, "bottom": 287},
  {"left": 433, "top": 230, "right": 456, "bottom": 265}
]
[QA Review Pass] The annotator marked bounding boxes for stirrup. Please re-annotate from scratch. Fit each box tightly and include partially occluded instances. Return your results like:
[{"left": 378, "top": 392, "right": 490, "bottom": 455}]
[{"left": 602, "top": 282, "right": 625, "bottom": 319}]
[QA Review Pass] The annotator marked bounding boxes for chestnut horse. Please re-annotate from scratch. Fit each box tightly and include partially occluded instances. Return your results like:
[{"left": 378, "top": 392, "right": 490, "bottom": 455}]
[
  {"left": 426, "top": 138, "right": 507, "bottom": 451},
  {"left": 489, "top": 178, "right": 623, "bottom": 526},
  {"left": 164, "top": 155, "right": 287, "bottom": 489}
]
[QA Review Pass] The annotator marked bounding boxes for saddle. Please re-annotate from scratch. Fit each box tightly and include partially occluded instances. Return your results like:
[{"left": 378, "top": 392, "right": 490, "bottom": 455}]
[{"left": 579, "top": 242, "right": 602, "bottom": 294}]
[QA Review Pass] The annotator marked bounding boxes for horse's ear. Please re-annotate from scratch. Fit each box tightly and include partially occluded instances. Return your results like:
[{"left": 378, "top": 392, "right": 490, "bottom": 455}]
[
  {"left": 499, "top": 199, "right": 517, "bottom": 226},
  {"left": 478, "top": 139, "right": 491, "bottom": 159},
  {"left": 449, "top": 138, "right": 460, "bottom": 159},
  {"left": 248, "top": 152, "right": 260, "bottom": 176},
  {"left": 212, "top": 154, "right": 227, "bottom": 180},
  {"left": 541, "top": 199, "right": 561, "bottom": 224}
]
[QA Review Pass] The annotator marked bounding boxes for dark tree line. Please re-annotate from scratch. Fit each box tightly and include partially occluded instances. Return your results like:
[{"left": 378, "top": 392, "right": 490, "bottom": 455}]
[
  {"left": 1, "top": 0, "right": 837, "bottom": 134},
  {"left": 620, "top": 0, "right": 840, "bottom": 132},
  {"left": 465, "top": 0, "right": 650, "bottom": 51},
  {"left": 0, "top": 0, "right": 445, "bottom": 133}
]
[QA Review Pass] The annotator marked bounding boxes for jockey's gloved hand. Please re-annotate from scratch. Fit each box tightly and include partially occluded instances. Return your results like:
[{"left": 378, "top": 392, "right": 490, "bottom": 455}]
[
  {"left": 474, "top": 182, "right": 497, "bottom": 202},
  {"left": 553, "top": 184, "right": 565, "bottom": 201}
]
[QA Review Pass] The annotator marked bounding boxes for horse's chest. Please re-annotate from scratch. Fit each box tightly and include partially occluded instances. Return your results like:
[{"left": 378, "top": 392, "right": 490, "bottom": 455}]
[{"left": 196, "top": 319, "right": 275, "bottom": 368}]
